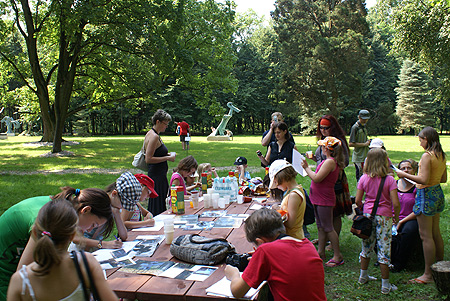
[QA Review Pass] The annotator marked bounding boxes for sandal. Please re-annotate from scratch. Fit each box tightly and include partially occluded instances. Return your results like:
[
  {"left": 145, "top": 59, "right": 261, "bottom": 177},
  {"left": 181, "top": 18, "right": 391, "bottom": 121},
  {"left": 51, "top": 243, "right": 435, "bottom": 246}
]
[
  {"left": 325, "top": 259, "right": 344, "bottom": 267},
  {"left": 408, "top": 278, "right": 432, "bottom": 284}
]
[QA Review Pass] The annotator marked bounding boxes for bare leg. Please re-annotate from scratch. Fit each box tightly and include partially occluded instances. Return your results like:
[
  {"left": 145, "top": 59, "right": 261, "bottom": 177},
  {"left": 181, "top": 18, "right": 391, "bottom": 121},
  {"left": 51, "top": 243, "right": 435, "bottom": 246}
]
[
  {"left": 327, "top": 230, "right": 343, "bottom": 262},
  {"left": 333, "top": 215, "right": 342, "bottom": 236},
  {"left": 361, "top": 255, "right": 370, "bottom": 270},
  {"left": 380, "top": 263, "right": 390, "bottom": 279},
  {"left": 317, "top": 227, "right": 326, "bottom": 260},
  {"left": 433, "top": 214, "right": 444, "bottom": 261},
  {"left": 416, "top": 214, "right": 435, "bottom": 282}
]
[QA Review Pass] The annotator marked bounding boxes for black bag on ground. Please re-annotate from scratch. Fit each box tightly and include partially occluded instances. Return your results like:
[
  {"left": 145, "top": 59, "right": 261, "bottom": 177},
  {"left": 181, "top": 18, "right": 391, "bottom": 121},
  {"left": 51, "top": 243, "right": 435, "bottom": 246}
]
[
  {"left": 170, "top": 234, "right": 236, "bottom": 265},
  {"left": 350, "top": 177, "right": 386, "bottom": 240}
]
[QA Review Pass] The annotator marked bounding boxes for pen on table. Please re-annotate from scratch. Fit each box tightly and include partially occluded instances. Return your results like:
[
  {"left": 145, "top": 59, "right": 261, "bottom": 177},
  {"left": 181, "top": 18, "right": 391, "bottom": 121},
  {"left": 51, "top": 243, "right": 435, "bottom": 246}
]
[{"left": 114, "top": 235, "right": 120, "bottom": 241}]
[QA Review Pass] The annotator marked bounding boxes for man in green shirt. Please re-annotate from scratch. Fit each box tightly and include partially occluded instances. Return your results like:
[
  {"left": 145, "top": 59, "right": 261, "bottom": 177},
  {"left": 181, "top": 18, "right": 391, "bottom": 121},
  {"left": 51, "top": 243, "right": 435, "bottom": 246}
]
[{"left": 349, "top": 110, "right": 371, "bottom": 182}]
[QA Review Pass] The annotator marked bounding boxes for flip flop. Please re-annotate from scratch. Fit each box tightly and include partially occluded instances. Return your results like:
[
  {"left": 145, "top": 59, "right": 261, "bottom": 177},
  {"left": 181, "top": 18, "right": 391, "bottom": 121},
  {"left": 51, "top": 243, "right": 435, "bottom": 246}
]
[
  {"left": 408, "top": 278, "right": 432, "bottom": 284},
  {"left": 325, "top": 259, "right": 344, "bottom": 267}
]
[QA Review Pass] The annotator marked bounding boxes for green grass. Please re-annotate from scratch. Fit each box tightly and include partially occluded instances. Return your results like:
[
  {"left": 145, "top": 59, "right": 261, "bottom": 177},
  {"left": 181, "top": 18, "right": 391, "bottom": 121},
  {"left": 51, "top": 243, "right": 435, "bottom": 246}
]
[{"left": 1, "top": 134, "right": 449, "bottom": 300}]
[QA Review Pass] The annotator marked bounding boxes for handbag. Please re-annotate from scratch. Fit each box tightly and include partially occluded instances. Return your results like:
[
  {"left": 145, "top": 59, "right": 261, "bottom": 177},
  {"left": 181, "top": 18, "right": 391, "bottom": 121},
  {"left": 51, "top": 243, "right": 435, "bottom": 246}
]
[
  {"left": 132, "top": 141, "right": 148, "bottom": 172},
  {"left": 350, "top": 177, "right": 386, "bottom": 239},
  {"left": 170, "top": 234, "right": 236, "bottom": 265},
  {"left": 71, "top": 250, "right": 100, "bottom": 301}
]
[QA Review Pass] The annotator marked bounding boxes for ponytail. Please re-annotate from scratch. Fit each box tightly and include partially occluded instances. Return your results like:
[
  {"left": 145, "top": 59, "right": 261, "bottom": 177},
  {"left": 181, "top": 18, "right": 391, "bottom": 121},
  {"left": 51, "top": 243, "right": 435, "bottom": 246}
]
[{"left": 32, "top": 199, "right": 78, "bottom": 275}]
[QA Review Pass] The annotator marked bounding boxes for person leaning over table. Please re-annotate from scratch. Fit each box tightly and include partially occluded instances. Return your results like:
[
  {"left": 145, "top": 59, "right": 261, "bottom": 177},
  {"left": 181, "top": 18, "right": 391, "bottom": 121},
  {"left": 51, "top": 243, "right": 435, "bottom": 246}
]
[
  {"left": 257, "top": 122, "right": 298, "bottom": 167},
  {"left": 144, "top": 109, "right": 176, "bottom": 216},
  {"left": 75, "top": 171, "right": 145, "bottom": 250},
  {"left": 0, "top": 187, "right": 114, "bottom": 299},
  {"left": 7, "top": 199, "right": 118, "bottom": 300},
  {"left": 225, "top": 208, "right": 326, "bottom": 301}
]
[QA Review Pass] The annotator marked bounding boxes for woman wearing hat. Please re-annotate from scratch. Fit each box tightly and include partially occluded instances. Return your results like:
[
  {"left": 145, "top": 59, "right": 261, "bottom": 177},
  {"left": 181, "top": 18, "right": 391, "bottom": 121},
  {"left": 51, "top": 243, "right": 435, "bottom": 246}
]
[
  {"left": 302, "top": 137, "right": 345, "bottom": 267},
  {"left": 310, "top": 115, "right": 352, "bottom": 241}
]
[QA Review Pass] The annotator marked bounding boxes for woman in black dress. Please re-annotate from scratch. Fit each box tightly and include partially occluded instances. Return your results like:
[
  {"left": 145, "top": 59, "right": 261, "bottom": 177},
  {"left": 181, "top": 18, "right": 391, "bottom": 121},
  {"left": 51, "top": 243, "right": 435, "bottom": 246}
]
[
  {"left": 145, "top": 109, "right": 176, "bottom": 215},
  {"left": 257, "top": 122, "right": 297, "bottom": 166}
]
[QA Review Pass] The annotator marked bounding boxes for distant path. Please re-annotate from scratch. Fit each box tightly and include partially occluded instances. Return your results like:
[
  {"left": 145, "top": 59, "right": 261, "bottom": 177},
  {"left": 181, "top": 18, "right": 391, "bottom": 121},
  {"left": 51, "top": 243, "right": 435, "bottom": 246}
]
[{"left": 0, "top": 166, "right": 263, "bottom": 176}]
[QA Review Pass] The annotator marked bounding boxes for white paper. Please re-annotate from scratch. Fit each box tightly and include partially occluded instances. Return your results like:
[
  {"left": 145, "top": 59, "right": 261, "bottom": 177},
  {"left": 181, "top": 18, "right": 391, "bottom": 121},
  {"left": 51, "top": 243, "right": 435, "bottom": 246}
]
[
  {"left": 131, "top": 220, "right": 164, "bottom": 232},
  {"left": 292, "top": 149, "right": 308, "bottom": 177},
  {"left": 249, "top": 204, "right": 263, "bottom": 210},
  {"left": 206, "top": 276, "right": 264, "bottom": 300}
]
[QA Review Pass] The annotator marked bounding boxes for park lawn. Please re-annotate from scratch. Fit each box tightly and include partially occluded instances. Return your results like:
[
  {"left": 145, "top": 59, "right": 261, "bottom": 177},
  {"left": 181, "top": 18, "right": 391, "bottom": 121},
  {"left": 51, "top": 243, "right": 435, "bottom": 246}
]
[{"left": 1, "top": 134, "right": 449, "bottom": 300}]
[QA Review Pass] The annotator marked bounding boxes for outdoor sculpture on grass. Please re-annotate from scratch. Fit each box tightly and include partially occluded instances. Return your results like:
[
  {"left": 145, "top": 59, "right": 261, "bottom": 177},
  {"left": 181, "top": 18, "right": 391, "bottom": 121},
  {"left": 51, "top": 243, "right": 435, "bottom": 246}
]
[
  {"left": 1, "top": 116, "right": 20, "bottom": 135},
  {"left": 207, "top": 102, "right": 240, "bottom": 141}
]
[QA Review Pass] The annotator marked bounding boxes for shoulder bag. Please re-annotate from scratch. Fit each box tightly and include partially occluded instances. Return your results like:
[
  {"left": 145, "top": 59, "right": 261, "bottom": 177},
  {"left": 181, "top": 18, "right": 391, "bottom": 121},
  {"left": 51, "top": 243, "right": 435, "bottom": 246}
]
[
  {"left": 71, "top": 250, "right": 100, "bottom": 301},
  {"left": 350, "top": 176, "right": 386, "bottom": 239},
  {"left": 132, "top": 141, "right": 149, "bottom": 172},
  {"left": 170, "top": 234, "right": 236, "bottom": 266}
]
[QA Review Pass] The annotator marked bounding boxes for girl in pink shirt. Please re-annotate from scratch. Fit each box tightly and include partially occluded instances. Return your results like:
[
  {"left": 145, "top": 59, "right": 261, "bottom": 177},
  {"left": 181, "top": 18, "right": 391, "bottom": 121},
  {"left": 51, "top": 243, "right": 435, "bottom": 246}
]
[
  {"left": 355, "top": 148, "right": 400, "bottom": 294},
  {"left": 170, "top": 155, "right": 198, "bottom": 195},
  {"left": 302, "top": 136, "right": 345, "bottom": 267}
]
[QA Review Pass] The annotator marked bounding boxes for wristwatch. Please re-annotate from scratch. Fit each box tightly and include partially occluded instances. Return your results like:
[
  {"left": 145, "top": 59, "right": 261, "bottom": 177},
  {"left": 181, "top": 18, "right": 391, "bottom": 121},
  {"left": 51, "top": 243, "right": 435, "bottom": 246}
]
[{"left": 97, "top": 240, "right": 103, "bottom": 249}]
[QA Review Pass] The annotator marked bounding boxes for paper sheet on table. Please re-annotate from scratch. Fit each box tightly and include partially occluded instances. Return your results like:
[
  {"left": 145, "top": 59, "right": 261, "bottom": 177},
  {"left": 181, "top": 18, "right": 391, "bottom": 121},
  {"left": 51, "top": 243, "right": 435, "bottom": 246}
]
[
  {"left": 92, "top": 240, "right": 140, "bottom": 262},
  {"left": 131, "top": 220, "right": 164, "bottom": 232},
  {"left": 249, "top": 204, "right": 263, "bottom": 210},
  {"left": 292, "top": 149, "right": 307, "bottom": 177},
  {"left": 206, "top": 276, "right": 265, "bottom": 300}
]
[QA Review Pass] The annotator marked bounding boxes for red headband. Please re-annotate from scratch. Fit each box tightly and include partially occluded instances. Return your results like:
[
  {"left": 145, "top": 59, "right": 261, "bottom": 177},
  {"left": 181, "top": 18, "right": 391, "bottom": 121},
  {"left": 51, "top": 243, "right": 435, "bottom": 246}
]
[{"left": 320, "top": 118, "right": 331, "bottom": 127}]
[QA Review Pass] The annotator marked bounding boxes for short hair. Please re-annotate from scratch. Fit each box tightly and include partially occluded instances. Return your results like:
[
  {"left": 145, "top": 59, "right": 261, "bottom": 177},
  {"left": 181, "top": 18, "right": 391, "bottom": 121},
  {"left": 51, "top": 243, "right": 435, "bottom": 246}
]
[
  {"left": 363, "top": 148, "right": 389, "bottom": 177},
  {"left": 398, "top": 159, "right": 418, "bottom": 175},
  {"left": 32, "top": 199, "right": 78, "bottom": 275},
  {"left": 152, "top": 109, "right": 172, "bottom": 125},
  {"left": 245, "top": 208, "right": 285, "bottom": 244},
  {"left": 271, "top": 112, "right": 283, "bottom": 120},
  {"left": 274, "top": 166, "right": 297, "bottom": 185}
]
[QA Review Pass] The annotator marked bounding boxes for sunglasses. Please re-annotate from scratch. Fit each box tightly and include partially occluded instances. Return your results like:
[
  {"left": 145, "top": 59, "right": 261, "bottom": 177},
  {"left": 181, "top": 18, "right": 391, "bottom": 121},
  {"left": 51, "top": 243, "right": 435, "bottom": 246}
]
[{"left": 320, "top": 126, "right": 330, "bottom": 130}]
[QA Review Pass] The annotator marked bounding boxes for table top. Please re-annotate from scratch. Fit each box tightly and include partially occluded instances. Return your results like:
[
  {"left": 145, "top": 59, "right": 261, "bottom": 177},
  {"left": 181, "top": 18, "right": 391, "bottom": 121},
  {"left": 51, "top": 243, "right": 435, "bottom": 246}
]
[{"left": 107, "top": 196, "right": 265, "bottom": 300}]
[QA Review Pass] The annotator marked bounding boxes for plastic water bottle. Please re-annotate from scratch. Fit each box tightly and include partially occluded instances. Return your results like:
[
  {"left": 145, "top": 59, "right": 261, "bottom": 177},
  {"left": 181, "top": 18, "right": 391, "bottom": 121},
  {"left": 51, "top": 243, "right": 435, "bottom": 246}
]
[
  {"left": 225, "top": 176, "right": 232, "bottom": 197},
  {"left": 230, "top": 177, "right": 238, "bottom": 202}
]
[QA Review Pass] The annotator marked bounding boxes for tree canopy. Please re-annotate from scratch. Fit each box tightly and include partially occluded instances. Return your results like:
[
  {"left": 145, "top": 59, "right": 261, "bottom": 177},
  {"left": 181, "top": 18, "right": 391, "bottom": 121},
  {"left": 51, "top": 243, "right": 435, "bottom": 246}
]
[{"left": 0, "top": 0, "right": 237, "bottom": 152}]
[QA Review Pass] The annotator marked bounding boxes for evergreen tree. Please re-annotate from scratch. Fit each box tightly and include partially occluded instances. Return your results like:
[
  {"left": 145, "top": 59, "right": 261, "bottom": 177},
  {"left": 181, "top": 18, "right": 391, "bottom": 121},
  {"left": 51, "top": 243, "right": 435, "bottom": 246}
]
[{"left": 395, "top": 60, "right": 435, "bottom": 134}]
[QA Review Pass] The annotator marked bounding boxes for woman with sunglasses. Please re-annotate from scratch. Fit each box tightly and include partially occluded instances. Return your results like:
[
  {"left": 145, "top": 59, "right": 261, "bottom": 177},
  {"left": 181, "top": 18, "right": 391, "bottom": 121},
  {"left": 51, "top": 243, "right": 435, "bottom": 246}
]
[
  {"left": 309, "top": 115, "right": 352, "bottom": 239},
  {"left": 144, "top": 109, "right": 177, "bottom": 216}
]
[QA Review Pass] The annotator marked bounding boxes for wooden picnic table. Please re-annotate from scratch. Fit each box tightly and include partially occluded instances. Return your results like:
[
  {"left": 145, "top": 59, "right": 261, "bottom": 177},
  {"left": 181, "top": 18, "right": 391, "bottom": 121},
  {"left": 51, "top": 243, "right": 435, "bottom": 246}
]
[{"left": 107, "top": 196, "right": 265, "bottom": 300}]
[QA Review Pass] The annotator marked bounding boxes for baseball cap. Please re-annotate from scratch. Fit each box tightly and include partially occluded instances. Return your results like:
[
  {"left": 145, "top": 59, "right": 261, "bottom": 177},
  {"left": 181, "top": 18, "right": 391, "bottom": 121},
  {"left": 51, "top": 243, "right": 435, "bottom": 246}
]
[
  {"left": 269, "top": 159, "right": 293, "bottom": 189},
  {"left": 234, "top": 156, "right": 247, "bottom": 165},
  {"left": 134, "top": 174, "right": 158, "bottom": 198},
  {"left": 358, "top": 109, "right": 370, "bottom": 119},
  {"left": 369, "top": 138, "right": 384, "bottom": 149},
  {"left": 317, "top": 136, "right": 342, "bottom": 150},
  {"left": 116, "top": 172, "right": 142, "bottom": 210}
]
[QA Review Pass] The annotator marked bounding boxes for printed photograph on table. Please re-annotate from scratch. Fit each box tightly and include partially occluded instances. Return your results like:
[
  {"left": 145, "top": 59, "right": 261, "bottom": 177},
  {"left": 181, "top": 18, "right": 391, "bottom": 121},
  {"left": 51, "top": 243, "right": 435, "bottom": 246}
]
[
  {"left": 181, "top": 221, "right": 214, "bottom": 231},
  {"left": 120, "top": 260, "right": 176, "bottom": 275},
  {"left": 174, "top": 214, "right": 199, "bottom": 225},
  {"left": 129, "top": 235, "right": 165, "bottom": 257},
  {"left": 99, "top": 257, "right": 136, "bottom": 270},
  {"left": 200, "top": 210, "right": 227, "bottom": 218},
  {"left": 213, "top": 217, "right": 243, "bottom": 228}
]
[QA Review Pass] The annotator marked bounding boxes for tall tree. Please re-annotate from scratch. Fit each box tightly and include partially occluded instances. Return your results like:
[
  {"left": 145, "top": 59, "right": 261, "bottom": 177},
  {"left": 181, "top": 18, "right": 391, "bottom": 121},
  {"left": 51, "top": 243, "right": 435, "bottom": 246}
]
[
  {"left": 393, "top": 0, "right": 450, "bottom": 107},
  {"left": 395, "top": 60, "right": 435, "bottom": 134},
  {"left": 272, "top": 0, "right": 370, "bottom": 132},
  {"left": 0, "top": 0, "right": 236, "bottom": 152}
]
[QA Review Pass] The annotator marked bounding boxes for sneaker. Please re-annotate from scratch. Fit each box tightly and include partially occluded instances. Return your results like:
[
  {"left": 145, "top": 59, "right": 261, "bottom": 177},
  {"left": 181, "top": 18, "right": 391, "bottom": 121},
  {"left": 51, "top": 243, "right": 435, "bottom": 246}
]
[
  {"left": 358, "top": 275, "right": 377, "bottom": 284},
  {"left": 381, "top": 284, "right": 398, "bottom": 294}
]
